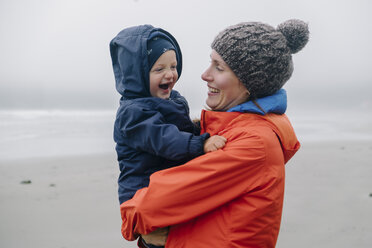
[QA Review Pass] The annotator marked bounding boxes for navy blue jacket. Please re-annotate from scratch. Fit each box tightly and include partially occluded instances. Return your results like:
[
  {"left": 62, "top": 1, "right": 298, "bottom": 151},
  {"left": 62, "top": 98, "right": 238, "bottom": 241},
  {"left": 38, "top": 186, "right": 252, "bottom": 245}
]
[{"left": 110, "top": 25, "right": 209, "bottom": 204}]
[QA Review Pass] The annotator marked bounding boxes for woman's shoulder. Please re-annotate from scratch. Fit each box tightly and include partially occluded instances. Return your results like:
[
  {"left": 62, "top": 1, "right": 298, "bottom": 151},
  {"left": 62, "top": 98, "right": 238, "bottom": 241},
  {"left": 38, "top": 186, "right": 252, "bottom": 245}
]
[
  {"left": 224, "top": 113, "right": 299, "bottom": 161},
  {"left": 226, "top": 112, "right": 276, "bottom": 129},
  {"left": 223, "top": 113, "right": 284, "bottom": 143}
]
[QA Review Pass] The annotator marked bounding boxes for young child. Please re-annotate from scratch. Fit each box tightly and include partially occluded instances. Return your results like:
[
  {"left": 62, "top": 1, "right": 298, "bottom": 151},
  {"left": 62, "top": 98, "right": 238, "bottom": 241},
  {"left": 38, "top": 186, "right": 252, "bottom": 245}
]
[{"left": 110, "top": 25, "right": 226, "bottom": 248}]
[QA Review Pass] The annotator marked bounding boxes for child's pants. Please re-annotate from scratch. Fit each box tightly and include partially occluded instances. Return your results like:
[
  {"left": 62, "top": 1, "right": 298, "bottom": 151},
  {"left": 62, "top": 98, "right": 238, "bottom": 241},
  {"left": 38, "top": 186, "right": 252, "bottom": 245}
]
[{"left": 137, "top": 236, "right": 164, "bottom": 248}]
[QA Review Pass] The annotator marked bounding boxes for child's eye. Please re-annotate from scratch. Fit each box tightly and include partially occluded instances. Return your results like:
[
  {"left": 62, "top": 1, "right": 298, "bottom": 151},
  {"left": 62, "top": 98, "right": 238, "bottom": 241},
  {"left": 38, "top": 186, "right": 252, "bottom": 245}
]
[
  {"left": 153, "top": 67, "right": 163, "bottom": 72},
  {"left": 171, "top": 65, "right": 177, "bottom": 70}
]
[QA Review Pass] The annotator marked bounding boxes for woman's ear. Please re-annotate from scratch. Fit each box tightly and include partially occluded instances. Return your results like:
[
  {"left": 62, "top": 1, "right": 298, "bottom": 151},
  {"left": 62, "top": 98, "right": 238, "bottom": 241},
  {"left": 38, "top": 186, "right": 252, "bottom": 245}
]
[
  {"left": 245, "top": 89, "right": 250, "bottom": 101},
  {"left": 238, "top": 80, "right": 250, "bottom": 101}
]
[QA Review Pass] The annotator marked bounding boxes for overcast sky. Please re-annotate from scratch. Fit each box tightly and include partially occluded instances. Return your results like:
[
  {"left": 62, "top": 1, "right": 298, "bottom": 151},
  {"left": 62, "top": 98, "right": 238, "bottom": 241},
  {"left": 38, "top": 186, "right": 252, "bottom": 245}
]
[{"left": 0, "top": 0, "right": 371, "bottom": 113}]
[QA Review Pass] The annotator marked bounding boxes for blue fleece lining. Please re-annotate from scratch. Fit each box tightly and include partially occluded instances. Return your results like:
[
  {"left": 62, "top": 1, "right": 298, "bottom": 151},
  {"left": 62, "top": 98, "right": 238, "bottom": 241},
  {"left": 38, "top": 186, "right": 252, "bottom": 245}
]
[{"left": 227, "top": 89, "right": 287, "bottom": 115}]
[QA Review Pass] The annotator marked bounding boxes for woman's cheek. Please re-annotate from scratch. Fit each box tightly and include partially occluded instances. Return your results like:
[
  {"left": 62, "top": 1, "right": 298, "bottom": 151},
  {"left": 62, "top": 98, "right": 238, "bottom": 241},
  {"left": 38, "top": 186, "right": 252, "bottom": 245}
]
[{"left": 214, "top": 75, "right": 230, "bottom": 90}]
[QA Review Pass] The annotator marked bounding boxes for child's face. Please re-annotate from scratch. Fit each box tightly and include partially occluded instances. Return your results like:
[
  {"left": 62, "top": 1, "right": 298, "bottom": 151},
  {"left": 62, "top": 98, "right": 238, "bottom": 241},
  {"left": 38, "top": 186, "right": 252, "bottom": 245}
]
[{"left": 149, "top": 50, "right": 178, "bottom": 99}]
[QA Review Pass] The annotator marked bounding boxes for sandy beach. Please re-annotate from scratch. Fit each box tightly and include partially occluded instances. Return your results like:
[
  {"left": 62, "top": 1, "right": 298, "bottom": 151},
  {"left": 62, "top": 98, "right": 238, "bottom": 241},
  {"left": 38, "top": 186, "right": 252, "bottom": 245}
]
[
  {"left": 277, "top": 140, "right": 372, "bottom": 247},
  {"left": 0, "top": 153, "right": 133, "bottom": 248},
  {"left": 1, "top": 140, "right": 371, "bottom": 248}
]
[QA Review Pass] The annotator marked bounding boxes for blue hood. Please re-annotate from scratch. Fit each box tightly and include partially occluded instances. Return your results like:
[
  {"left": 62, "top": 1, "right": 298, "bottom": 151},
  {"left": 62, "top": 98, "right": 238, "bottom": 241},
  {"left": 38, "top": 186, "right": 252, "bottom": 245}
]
[
  {"left": 110, "top": 25, "right": 183, "bottom": 99},
  {"left": 227, "top": 89, "right": 287, "bottom": 115}
]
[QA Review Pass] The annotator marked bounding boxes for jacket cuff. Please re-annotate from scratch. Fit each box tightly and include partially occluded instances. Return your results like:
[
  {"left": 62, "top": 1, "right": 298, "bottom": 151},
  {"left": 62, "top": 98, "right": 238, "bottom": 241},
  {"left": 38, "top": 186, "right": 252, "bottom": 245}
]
[{"left": 188, "top": 133, "right": 210, "bottom": 158}]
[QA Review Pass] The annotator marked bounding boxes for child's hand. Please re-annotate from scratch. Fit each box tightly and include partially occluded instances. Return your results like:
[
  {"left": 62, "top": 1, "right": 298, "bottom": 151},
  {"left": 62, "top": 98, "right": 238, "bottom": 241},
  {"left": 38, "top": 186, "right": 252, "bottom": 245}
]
[
  {"left": 141, "top": 227, "right": 169, "bottom": 246},
  {"left": 204, "top": 135, "right": 227, "bottom": 153}
]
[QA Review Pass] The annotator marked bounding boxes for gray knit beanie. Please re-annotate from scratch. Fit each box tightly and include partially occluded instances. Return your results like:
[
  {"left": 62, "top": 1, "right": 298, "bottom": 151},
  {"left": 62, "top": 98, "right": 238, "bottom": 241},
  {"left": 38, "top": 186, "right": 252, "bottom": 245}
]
[{"left": 211, "top": 19, "right": 309, "bottom": 99}]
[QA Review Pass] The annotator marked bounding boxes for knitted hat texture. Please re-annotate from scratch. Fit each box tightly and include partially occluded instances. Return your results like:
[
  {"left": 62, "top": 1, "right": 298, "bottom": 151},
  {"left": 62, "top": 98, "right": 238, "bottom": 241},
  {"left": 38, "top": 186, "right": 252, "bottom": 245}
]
[
  {"left": 211, "top": 19, "right": 309, "bottom": 98},
  {"left": 147, "top": 36, "right": 176, "bottom": 72}
]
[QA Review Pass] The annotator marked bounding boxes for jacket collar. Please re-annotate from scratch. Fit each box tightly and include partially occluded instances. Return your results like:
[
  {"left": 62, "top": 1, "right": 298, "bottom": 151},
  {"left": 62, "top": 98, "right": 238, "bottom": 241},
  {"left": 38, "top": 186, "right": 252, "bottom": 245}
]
[
  {"left": 227, "top": 89, "right": 287, "bottom": 115},
  {"left": 200, "top": 110, "right": 240, "bottom": 136}
]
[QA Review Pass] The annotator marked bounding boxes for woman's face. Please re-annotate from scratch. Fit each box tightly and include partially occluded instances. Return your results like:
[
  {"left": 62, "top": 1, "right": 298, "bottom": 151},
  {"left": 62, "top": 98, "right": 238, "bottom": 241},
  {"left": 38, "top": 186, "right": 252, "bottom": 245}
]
[{"left": 201, "top": 50, "right": 249, "bottom": 111}]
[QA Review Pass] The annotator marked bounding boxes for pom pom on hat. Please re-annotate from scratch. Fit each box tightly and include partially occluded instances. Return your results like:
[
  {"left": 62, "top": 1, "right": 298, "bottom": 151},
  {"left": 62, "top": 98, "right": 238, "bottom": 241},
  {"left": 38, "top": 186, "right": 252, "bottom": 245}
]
[{"left": 277, "top": 19, "right": 309, "bottom": 54}]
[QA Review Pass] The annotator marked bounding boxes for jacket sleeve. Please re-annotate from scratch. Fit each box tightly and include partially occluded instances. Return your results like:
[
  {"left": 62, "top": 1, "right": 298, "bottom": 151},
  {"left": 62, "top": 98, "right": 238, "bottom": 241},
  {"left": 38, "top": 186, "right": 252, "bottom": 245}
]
[
  {"left": 117, "top": 104, "right": 209, "bottom": 161},
  {"left": 120, "top": 131, "right": 269, "bottom": 240}
]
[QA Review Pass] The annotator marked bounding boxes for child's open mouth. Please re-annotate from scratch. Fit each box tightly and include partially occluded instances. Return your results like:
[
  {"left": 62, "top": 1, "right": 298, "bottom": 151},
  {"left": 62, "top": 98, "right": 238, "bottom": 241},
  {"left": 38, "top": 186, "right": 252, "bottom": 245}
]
[{"left": 159, "top": 83, "right": 170, "bottom": 90}]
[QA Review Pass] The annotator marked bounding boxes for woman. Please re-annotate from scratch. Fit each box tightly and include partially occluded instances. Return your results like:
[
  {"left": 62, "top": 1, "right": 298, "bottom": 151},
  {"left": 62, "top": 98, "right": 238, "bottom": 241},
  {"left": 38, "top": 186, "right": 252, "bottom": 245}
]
[{"left": 120, "top": 19, "right": 309, "bottom": 248}]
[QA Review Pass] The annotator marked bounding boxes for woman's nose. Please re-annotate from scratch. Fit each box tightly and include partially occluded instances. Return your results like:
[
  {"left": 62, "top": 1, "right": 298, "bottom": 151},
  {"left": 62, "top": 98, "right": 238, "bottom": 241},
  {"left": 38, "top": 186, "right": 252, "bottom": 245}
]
[{"left": 201, "top": 68, "right": 212, "bottom": 82}]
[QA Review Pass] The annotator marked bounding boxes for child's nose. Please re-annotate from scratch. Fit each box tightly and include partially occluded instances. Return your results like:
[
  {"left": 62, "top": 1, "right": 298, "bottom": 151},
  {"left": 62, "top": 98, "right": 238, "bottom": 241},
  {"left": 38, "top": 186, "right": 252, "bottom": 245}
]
[{"left": 165, "top": 70, "right": 173, "bottom": 79}]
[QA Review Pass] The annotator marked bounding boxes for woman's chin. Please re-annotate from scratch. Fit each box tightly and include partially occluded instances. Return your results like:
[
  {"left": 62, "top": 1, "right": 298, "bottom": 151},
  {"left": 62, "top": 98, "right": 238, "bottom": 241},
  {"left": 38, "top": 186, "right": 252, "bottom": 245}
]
[
  {"left": 207, "top": 93, "right": 225, "bottom": 108},
  {"left": 205, "top": 99, "right": 215, "bottom": 110},
  {"left": 206, "top": 101, "right": 221, "bottom": 111}
]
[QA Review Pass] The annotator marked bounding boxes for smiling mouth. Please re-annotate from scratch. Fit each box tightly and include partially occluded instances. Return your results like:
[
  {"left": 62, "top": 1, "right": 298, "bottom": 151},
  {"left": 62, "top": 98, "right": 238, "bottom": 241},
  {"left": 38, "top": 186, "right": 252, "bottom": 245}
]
[
  {"left": 208, "top": 87, "right": 220, "bottom": 93},
  {"left": 159, "top": 83, "right": 171, "bottom": 90}
]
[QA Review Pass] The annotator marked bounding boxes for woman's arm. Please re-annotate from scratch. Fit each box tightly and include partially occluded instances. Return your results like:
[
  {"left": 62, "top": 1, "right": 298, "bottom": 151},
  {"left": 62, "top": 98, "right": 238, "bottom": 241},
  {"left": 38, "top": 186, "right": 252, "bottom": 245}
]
[{"left": 120, "top": 131, "right": 268, "bottom": 240}]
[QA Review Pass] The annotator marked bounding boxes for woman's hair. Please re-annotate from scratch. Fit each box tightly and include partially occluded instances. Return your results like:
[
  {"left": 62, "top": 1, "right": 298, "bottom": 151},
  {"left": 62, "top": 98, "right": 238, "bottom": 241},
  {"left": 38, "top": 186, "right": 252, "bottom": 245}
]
[{"left": 252, "top": 100, "right": 266, "bottom": 114}]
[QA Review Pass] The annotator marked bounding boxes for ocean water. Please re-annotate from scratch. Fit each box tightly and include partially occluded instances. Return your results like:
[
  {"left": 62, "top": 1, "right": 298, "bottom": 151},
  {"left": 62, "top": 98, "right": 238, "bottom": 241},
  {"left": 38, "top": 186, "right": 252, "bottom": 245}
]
[
  {"left": 0, "top": 110, "right": 116, "bottom": 161},
  {"left": 0, "top": 109, "right": 371, "bottom": 161},
  {"left": 288, "top": 111, "right": 372, "bottom": 142}
]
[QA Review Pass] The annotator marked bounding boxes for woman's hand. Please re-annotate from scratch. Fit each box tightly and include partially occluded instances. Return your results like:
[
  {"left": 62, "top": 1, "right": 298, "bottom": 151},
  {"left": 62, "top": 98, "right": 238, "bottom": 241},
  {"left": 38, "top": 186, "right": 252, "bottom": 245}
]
[
  {"left": 204, "top": 135, "right": 227, "bottom": 153},
  {"left": 141, "top": 227, "right": 169, "bottom": 246}
]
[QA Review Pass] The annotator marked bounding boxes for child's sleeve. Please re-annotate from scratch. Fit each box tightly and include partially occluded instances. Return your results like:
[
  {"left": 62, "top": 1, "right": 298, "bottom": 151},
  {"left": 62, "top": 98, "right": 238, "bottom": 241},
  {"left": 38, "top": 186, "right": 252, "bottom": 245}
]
[
  {"left": 192, "top": 118, "right": 202, "bottom": 135},
  {"left": 116, "top": 104, "right": 209, "bottom": 161}
]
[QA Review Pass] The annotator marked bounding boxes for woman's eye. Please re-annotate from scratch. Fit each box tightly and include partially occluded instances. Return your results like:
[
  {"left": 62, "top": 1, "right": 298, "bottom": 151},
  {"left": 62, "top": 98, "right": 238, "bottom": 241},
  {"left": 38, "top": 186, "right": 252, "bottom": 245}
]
[
  {"left": 154, "top": 68, "right": 163, "bottom": 72},
  {"left": 212, "top": 61, "right": 223, "bottom": 71}
]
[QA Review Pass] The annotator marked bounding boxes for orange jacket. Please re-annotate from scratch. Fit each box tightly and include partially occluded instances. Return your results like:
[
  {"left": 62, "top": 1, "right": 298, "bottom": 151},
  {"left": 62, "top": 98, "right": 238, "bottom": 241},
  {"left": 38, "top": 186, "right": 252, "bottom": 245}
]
[{"left": 120, "top": 110, "right": 300, "bottom": 248}]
